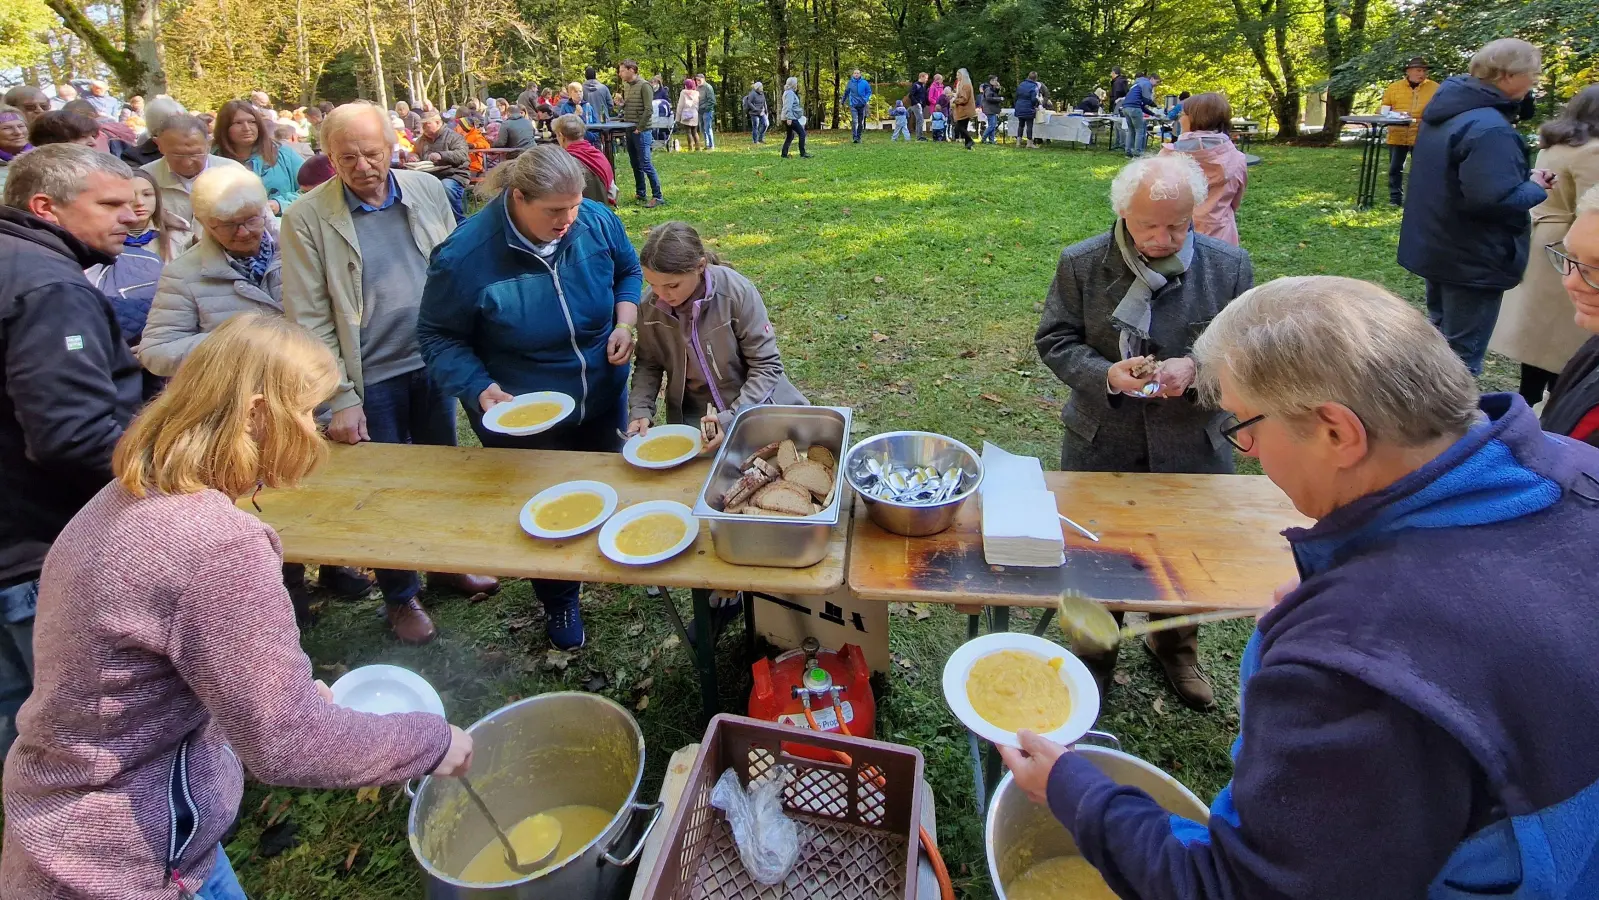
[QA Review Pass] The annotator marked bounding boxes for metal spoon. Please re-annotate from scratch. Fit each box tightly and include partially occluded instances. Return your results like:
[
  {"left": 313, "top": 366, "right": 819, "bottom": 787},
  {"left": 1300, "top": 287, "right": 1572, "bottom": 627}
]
[
  {"left": 1055, "top": 590, "right": 1267, "bottom": 655},
  {"left": 458, "top": 777, "right": 561, "bottom": 873}
]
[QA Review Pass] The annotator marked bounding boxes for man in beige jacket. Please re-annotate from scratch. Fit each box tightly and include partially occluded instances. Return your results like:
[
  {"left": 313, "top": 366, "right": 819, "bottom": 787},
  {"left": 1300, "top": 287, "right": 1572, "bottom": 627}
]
[
  {"left": 141, "top": 114, "right": 243, "bottom": 231},
  {"left": 281, "top": 102, "right": 497, "bottom": 644}
]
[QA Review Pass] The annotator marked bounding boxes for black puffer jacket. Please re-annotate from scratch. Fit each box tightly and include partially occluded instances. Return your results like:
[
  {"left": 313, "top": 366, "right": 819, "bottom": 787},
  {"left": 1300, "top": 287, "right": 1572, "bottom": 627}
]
[
  {"left": 0, "top": 208, "right": 143, "bottom": 585},
  {"left": 1397, "top": 76, "right": 1546, "bottom": 290}
]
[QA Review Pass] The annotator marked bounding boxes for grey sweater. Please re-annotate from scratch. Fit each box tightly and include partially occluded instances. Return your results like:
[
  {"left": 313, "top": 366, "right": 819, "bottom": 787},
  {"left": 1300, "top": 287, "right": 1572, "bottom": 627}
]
[{"left": 1034, "top": 229, "right": 1254, "bottom": 474}]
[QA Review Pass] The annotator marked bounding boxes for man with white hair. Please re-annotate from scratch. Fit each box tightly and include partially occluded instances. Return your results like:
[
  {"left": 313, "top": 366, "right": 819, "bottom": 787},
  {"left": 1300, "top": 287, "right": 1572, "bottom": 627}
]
[
  {"left": 85, "top": 80, "right": 122, "bottom": 121},
  {"left": 141, "top": 114, "right": 244, "bottom": 232},
  {"left": 1035, "top": 154, "right": 1254, "bottom": 709},
  {"left": 120, "top": 96, "right": 183, "bottom": 166},
  {"left": 1004, "top": 274, "right": 1599, "bottom": 899},
  {"left": 50, "top": 83, "right": 76, "bottom": 110},
  {"left": 0, "top": 145, "right": 145, "bottom": 757},
  {"left": 1400, "top": 37, "right": 1555, "bottom": 376},
  {"left": 250, "top": 90, "right": 273, "bottom": 114},
  {"left": 282, "top": 102, "right": 498, "bottom": 645}
]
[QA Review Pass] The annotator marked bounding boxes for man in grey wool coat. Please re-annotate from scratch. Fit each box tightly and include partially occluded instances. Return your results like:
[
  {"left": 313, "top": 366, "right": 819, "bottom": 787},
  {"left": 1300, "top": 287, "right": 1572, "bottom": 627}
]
[{"left": 1035, "top": 154, "right": 1255, "bottom": 711}]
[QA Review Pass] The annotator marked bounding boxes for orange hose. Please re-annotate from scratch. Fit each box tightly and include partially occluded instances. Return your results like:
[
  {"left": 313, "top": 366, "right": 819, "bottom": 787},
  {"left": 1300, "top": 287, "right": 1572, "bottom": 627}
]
[{"left": 801, "top": 704, "right": 957, "bottom": 900}]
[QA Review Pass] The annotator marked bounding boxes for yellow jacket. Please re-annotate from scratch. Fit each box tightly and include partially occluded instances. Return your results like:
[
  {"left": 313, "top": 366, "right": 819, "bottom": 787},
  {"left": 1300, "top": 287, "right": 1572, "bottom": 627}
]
[{"left": 1380, "top": 78, "right": 1438, "bottom": 146}]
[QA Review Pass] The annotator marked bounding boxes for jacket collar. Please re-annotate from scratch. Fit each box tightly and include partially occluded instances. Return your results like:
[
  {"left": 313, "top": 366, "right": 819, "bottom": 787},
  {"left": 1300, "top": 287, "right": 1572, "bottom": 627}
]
[
  {"left": 149, "top": 156, "right": 230, "bottom": 193},
  {"left": 1280, "top": 395, "right": 1563, "bottom": 581},
  {"left": 0, "top": 206, "right": 116, "bottom": 268},
  {"left": 313, "top": 169, "right": 429, "bottom": 258},
  {"left": 494, "top": 193, "right": 596, "bottom": 263},
  {"left": 192, "top": 231, "right": 282, "bottom": 303}
]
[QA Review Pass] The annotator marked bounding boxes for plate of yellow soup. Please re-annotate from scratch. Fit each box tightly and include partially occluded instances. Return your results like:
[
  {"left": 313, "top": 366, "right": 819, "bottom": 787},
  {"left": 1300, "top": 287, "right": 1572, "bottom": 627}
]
[
  {"left": 621, "top": 424, "right": 703, "bottom": 470},
  {"left": 520, "top": 480, "right": 619, "bottom": 540},
  {"left": 941, "top": 632, "right": 1099, "bottom": 749},
  {"left": 598, "top": 500, "right": 699, "bottom": 566},
  {"left": 483, "top": 391, "right": 576, "bottom": 436}
]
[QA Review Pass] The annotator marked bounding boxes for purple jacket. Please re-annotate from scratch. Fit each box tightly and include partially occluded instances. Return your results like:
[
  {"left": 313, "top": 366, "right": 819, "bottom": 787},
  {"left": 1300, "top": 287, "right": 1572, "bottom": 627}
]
[{"left": 1047, "top": 394, "right": 1599, "bottom": 899}]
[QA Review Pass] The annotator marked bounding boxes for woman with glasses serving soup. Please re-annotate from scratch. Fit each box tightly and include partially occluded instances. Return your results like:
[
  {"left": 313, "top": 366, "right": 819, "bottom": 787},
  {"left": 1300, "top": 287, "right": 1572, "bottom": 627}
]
[{"left": 1541, "top": 184, "right": 1599, "bottom": 447}]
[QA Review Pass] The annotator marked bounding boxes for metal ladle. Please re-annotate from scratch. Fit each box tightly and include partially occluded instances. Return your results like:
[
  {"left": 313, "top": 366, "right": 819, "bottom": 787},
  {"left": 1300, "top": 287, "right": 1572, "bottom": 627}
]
[
  {"left": 1055, "top": 590, "right": 1268, "bottom": 655},
  {"left": 459, "top": 776, "right": 562, "bottom": 874}
]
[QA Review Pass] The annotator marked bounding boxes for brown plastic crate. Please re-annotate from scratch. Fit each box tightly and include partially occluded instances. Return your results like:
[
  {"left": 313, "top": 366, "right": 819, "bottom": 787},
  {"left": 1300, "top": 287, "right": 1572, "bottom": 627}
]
[{"left": 641, "top": 713, "right": 925, "bottom": 900}]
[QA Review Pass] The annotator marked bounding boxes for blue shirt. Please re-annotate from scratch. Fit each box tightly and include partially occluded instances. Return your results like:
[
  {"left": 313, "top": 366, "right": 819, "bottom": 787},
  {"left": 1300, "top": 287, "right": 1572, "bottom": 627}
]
[{"left": 343, "top": 172, "right": 401, "bottom": 212}]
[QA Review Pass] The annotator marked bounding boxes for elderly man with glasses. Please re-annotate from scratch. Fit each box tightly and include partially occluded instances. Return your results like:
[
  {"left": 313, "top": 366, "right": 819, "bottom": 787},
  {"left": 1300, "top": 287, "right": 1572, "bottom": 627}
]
[
  {"left": 141, "top": 113, "right": 243, "bottom": 233},
  {"left": 1004, "top": 273, "right": 1599, "bottom": 900},
  {"left": 1540, "top": 184, "right": 1599, "bottom": 446},
  {"left": 1035, "top": 154, "right": 1255, "bottom": 710}
]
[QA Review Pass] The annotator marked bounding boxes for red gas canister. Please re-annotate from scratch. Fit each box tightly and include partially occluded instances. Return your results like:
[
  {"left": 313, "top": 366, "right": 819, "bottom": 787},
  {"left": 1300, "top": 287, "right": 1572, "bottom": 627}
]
[{"left": 749, "top": 638, "right": 876, "bottom": 760}]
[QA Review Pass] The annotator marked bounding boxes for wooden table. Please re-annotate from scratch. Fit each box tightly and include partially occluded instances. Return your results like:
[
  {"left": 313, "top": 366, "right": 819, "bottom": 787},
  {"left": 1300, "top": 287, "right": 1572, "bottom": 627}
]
[
  {"left": 849, "top": 471, "right": 1306, "bottom": 613},
  {"left": 847, "top": 470, "right": 1307, "bottom": 810},
  {"left": 247, "top": 442, "right": 848, "bottom": 718}
]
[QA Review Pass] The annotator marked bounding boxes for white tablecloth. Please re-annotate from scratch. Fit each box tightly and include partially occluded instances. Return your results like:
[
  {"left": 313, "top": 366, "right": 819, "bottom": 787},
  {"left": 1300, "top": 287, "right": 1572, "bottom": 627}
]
[{"left": 998, "top": 110, "right": 1120, "bottom": 145}]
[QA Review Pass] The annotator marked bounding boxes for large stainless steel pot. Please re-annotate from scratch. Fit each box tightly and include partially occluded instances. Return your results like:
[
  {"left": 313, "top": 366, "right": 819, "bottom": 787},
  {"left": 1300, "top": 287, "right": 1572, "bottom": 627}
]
[
  {"left": 986, "top": 739, "right": 1208, "bottom": 899},
  {"left": 408, "top": 693, "right": 663, "bottom": 899}
]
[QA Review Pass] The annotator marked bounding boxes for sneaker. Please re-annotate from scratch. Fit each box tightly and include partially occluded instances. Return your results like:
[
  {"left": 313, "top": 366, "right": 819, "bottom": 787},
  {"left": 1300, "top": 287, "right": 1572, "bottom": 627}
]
[
  {"left": 646, "top": 197, "right": 663, "bottom": 208},
  {"left": 546, "top": 597, "right": 586, "bottom": 650}
]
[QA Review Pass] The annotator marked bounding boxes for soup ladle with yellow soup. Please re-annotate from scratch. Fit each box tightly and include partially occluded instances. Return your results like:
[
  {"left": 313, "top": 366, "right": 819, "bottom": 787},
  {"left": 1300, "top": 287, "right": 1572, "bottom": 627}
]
[{"left": 966, "top": 650, "right": 1072, "bottom": 734}]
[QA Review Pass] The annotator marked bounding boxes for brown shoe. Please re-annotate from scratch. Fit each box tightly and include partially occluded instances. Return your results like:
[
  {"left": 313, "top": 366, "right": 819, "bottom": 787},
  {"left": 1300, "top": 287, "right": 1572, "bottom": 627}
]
[
  {"left": 1143, "top": 625, "right": 1215, "bottom": 710},
  {"left": 427, "top": 572, "right": 501, "bottom": 597},
  {"left": 387, "top": 599, "right": 438, "bottom": 645}
]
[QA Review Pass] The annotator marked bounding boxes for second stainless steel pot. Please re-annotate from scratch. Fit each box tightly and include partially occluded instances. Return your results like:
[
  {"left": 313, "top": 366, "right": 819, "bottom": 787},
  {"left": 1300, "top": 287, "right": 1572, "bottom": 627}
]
[{"left": 408, "top": 693, "right": 662, "bottom": 900}]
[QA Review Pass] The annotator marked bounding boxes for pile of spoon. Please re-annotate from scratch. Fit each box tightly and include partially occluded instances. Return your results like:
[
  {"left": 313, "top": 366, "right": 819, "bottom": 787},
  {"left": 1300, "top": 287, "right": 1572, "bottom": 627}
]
[{"left": 852, "top": 457, "right": 969, "bottom": 506}]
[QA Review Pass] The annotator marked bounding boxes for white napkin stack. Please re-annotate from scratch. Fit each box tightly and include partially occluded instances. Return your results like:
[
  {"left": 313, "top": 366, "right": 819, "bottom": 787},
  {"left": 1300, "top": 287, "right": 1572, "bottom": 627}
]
[{"left": 979, "top": 442, "right": 1065, "bottom": 567}]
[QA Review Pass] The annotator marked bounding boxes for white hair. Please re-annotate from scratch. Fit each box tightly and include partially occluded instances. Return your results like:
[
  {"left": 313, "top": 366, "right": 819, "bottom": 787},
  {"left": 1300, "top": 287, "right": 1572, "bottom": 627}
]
[
  {"left": 319, "top": 102, "right": 397, "bottom": 152},
  {"left": 1192, "top": 276, "right": 1478, "bottom": 447},
  {"left": 1577, "top": 183, "right": 1599, "bottom": 216},
  {"left": 785, "top": 77, "right": 799, "bottom": 91},
  {"left": 144, "top": 96, "right": 186, "bottom": 137},
  {"left": 1110, "top": 155, "right": 1209, "bottom": 216},
  {"left": 1469, "top": 38, "right": 1542, "bottom": 83},
  {"left": 191, "top": 165, "right": 269, "bottom": 223}
]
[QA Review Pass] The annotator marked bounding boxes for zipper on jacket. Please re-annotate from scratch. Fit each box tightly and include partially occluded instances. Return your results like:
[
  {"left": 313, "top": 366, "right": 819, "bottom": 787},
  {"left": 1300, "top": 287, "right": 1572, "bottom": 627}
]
[
  {"left": 688, "top": 296, "right": 728, "bottom": 411},
  {"left": 528, "top": 253, "right": 590, "bottom": 422},
  {"left": 164, "top": 736, "right": 199, "bottom": 893}
]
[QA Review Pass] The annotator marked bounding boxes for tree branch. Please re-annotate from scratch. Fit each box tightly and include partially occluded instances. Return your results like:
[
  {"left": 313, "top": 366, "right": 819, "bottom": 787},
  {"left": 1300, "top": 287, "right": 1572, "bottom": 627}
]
[{"left": 45, "top": 0, "right": 132, "bottom": 73}]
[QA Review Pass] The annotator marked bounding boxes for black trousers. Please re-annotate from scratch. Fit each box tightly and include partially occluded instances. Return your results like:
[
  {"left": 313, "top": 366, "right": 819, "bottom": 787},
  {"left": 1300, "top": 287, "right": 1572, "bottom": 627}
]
[
  {"left": 954, "top": 118, "right": 973, "bottom": 148},
  {"left": 1388, "top": 144, "right": 1411, "bottom": 204},
  {"left": 782, "top": 120, "right": 808, "bottom": 156},
  {"left": 1016, "top": 115, "right": 1035, "bottom": 142},
  {"left": 1520, "top": 363, "right": 1561, "bottom": 408}
]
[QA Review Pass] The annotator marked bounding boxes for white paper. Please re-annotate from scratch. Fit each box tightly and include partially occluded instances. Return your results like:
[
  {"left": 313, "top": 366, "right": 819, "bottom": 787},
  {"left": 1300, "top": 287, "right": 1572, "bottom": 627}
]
[
  {"left": 980, "top": 441, "right": 1048, "bottom": 495},
  {"left": 979, "top": 443, "right": 1064, "bottom": 567}
]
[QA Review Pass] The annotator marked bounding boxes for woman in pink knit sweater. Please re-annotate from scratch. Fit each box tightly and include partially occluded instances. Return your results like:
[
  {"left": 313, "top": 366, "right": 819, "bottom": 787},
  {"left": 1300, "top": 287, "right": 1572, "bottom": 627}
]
[
  {"left": 0, "top": 314, "right": 473, "bottom": 899},
  {"left": 1159, "top": 91, "right": 1249, "bottom": 246}
]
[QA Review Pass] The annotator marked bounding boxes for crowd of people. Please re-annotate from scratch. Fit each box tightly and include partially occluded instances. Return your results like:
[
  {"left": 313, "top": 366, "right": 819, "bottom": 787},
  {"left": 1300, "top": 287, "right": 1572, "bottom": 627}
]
[{"left": 1, "top": 31, "right": 1598, "bottom": 900}]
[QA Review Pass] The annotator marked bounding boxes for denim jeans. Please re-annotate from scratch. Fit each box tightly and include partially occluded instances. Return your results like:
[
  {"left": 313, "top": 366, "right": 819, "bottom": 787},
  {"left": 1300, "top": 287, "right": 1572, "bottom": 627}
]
[
  {"left": 362, "top": 368, "right": 457, "bottom": 604},
  {"left": 441, "top": 178, "right": 466, "bottom": 224},
  {"left": 700, "top": 109, "right": 715, "bottom": 148},
  {"left": 195, "top": 845, "right": 248, "bottom": 900},
  {"left": 1425, "top": 280, "right": 1504, "bottom": 376},
  {"left": 983, "top": 115, "right": 999, "bottom": 142},
  {"left": 625, "top": 129, "right": 663, "bottom": 200},
  {"left": 891, "top": 118, "right": 910, "bottom": 140},
  {"left": 910, "top": 103, "right": 926, "bottom": 139},
  {"left": 0, "top": 579, "right": 36, "bottom": 760},
  {"left": 751, "top": 115, "right": 767, "bottom": 142},
  {"left": 850, "top": 105, "right": 867, "bottom": 142},
  {"left": 782, "top": 120, "right": 808, "bottom": 156},
  {"left": 1388, "top": 144, "right": 1412, "bottom": 204},
  {"left": 1123, "top": 107, "right": 1147, "bottom": 156}
]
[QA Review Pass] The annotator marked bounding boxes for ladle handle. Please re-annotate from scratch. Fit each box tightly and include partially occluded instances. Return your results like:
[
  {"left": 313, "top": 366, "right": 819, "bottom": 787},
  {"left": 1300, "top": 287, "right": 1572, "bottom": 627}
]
[
  {"left": 1123, "top": 607, "right": 1267, "bottom": 639},
  {"left": 459, "top": 777, "right": 523, "bottom": 866}
]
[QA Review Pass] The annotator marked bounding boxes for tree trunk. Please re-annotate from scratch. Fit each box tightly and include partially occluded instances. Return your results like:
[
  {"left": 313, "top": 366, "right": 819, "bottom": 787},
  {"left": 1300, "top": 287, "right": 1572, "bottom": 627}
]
[
  {"left": 1309, "top": 0, "right": 1368, "bottom": 142},
  {"left": 405, "top": 0, "right": 428, "bottom": 106},
  {"left": 1272, "top": 7, "right": 1299, "bottom": 138},
  {"left": 44, "top": 0, "right": 165, "bottom": 95},
  {"left": 362, "top": 0, "right": 389, "bottom": 110},
  {"left": 768, "top": 0, "right": 788, "bottom": 84},
  {"left": 828, "top": 0, "right": 839, "bottom": 129},
  {"left": 294, "top": 0, "right": 314, "bottom": 105}
]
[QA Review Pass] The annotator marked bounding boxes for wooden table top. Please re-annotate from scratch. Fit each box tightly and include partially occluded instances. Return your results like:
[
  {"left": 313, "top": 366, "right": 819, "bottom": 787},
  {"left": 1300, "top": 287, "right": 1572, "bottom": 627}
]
[
  {"left": 848, "top": 471, "right": 1309, "bottom": 612},
  {"left": 244, "top": 443, "right": 847, "bottom": 595}
]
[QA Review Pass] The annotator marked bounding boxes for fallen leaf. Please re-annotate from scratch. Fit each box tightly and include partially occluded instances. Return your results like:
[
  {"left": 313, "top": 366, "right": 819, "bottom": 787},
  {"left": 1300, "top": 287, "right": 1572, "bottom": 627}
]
[
  {"left": 1152, "top": 697, "right": 1167, "bottom": 715},
  {"left": 344, "top": 843, "right": 362, "bottom": 873},
  {"left": 841, "top": 207, "right": 852, "bottom": 215},
  {"left": 636, "top": 695, "right": 651, "bottom": 711},
  {"left": 505, "top": 616, "right": 534, "bottom": 632},
  {"left": 872, "top": 275, "right": 885, "bottom": 284},
  {"left": 888, "top": 602, "right": 906, "bottom": 616},
  {"left": 981, "top": 393, "right": 1004, "bottom": 404},
  {"left": 871, "top": 332, "right": 890, "bottom": 343},
  {"left": 635, "top": 675, "right": 654, "bottom": 693},
  {"left": 974, "top": 428, "right": 988, "bottom": 436},
  {"left": 659, "top": 634, "right": 681, "bottom": 652},
  {"left": 959, "top": 349, "right": 979, "bottom": 359},
  {"left": 582, "top": 673, "right": 610, "bottom": 693},
  {"left": 355, "top": 786, "right": 381, "bottom": 804},
  {"left": 1113, "top": 671, "right": 1132, "bottom": 686},
  {"left": 544, "top": 649, "right": 576, "bottom": 672},
  {"left": 626, "top": 621, "right": 645, "bottom": 638},
  {"left": 911, "top": 602, "right": 932, "bottom": 621}
]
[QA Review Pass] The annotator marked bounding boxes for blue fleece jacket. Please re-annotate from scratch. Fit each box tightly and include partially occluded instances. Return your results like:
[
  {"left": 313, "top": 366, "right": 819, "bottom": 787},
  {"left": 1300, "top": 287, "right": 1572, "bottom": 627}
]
[
  {"left": 845, "top": 76, "right": 872, "bottom": 109},
  {"left": 1398, "top": 76, "right": 1545, "bottom": 291},
  {"left": 1123, "top": 77, "right": 1157, "bottom": 114},
  {"left": 1046, "top": 394, "right": 1599, "bottom": 899},
  {"left": 416, "top": 195, "right": 642, "bottom": 432}
]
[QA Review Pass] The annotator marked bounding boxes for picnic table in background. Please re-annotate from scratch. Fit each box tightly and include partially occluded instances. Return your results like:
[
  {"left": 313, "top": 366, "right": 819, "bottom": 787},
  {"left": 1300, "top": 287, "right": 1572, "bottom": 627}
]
[
  {"left": 590, "top": 120, "right": 637, "bottom": 168},
  {"left": 1339, "top": 114, "right": 1414, "bottom": 210},
  {"left": 244, "top": 442, "right": 848, "bottom": 721}
]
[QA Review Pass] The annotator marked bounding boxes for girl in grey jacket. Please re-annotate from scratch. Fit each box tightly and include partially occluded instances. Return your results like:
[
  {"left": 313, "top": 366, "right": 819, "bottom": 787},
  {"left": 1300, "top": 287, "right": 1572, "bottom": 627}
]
[{"left": 627, "top": 221, "right": 806, "bottom": 454}]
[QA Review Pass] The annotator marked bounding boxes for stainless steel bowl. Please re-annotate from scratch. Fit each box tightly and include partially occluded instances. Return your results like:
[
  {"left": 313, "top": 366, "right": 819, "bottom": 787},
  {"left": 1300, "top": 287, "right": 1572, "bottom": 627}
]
[{"left": 843, "top": 431, "right": 983, "bottom": 537}]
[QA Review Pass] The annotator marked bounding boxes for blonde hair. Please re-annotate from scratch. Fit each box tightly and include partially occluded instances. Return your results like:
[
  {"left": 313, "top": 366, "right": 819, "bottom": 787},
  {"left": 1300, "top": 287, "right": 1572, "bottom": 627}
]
[
  {"left": 114, "top": 314, "right": 339, "bottom": 498},
  {"left": 1192, "top": 276, "right": 1478, "bottom": 447},
  {"left": 1469, "top": 38, "right": 1541, "bottom": 83}
]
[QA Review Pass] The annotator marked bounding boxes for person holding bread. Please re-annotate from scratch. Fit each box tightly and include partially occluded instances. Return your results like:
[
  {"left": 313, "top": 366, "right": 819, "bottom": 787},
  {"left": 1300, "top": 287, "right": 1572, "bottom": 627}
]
[{"left": 626, "top": 220, "right": 806, "bottom": 455}]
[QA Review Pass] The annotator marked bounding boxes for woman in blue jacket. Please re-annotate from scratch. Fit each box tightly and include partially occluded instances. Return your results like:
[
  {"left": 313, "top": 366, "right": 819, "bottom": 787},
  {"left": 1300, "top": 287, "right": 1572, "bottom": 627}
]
[
  {"left": 213, "top": 100, "right": 302, "bottom": 215},
  {"left": 1013, "top": 72, "right": 1041, "bottom": 147},
  {"left": 417, "top": 146, "right": 641, "bottom": 650}
]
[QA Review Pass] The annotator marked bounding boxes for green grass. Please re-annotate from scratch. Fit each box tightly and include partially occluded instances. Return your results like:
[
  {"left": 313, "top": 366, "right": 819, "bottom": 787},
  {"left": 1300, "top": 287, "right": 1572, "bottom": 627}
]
[{"left": 227, "top": 131, "right": 1512, "bottom": 897}]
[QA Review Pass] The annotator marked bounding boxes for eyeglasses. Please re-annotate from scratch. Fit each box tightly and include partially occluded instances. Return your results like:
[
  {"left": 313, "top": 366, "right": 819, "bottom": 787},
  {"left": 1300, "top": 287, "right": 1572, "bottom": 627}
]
[
  {"left": 213, "top": 214, "right": 267, "bottom": 235},
  {"left": 1548, "top": 242, "right": 1599, "bottom": 291},
  {"left": 1219, "top": 412, "right": 1267, "bottom": 452}
]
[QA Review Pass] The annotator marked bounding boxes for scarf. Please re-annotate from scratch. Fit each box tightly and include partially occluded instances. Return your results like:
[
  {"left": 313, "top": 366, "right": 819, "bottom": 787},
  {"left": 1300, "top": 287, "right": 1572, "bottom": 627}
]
[
  {"left": 226, "top": 228, "right": 276, "bottom": 286},
  {"left": 0, "top": 140, "right": 30, "bottom": 163},
  {"left": 124, "top": 228, "right": 158, "bottom": 248},
  {"left": 1111, "top": 218, "right": 1194, "bottom": 360},
  {"left": 564, "top": 140, "right": 616, "bottom": 206}
]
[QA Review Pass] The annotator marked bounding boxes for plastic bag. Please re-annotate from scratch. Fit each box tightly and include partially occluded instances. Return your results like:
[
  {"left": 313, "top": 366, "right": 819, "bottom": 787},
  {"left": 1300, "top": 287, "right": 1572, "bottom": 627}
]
[{"left": 709, "top": 766, "right": 799, "bottom": 885}]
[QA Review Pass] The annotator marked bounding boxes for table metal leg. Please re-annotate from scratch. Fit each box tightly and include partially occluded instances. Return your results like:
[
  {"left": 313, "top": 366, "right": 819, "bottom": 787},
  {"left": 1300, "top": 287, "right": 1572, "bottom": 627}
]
[
  {"left": 1032, "top": 607, "right": 1056, "bottom": 637},
  {"left": 990, "top": 605, "right": 1010, "bottom": 634},
  {"left": 743, "top": 591, "right": 756, "bottom": 658},
  {"left": 692, "top": 587, "right": 718, "bottom": 722},
  {"left": 1355, "top": 125, "right": 1384, "bottom": 211},
  {"left": 655, "top": 587, "right": 694, "bottom": 660},
  {"left": 968, "top": 730, "right": 988, "bottom": 812}
]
